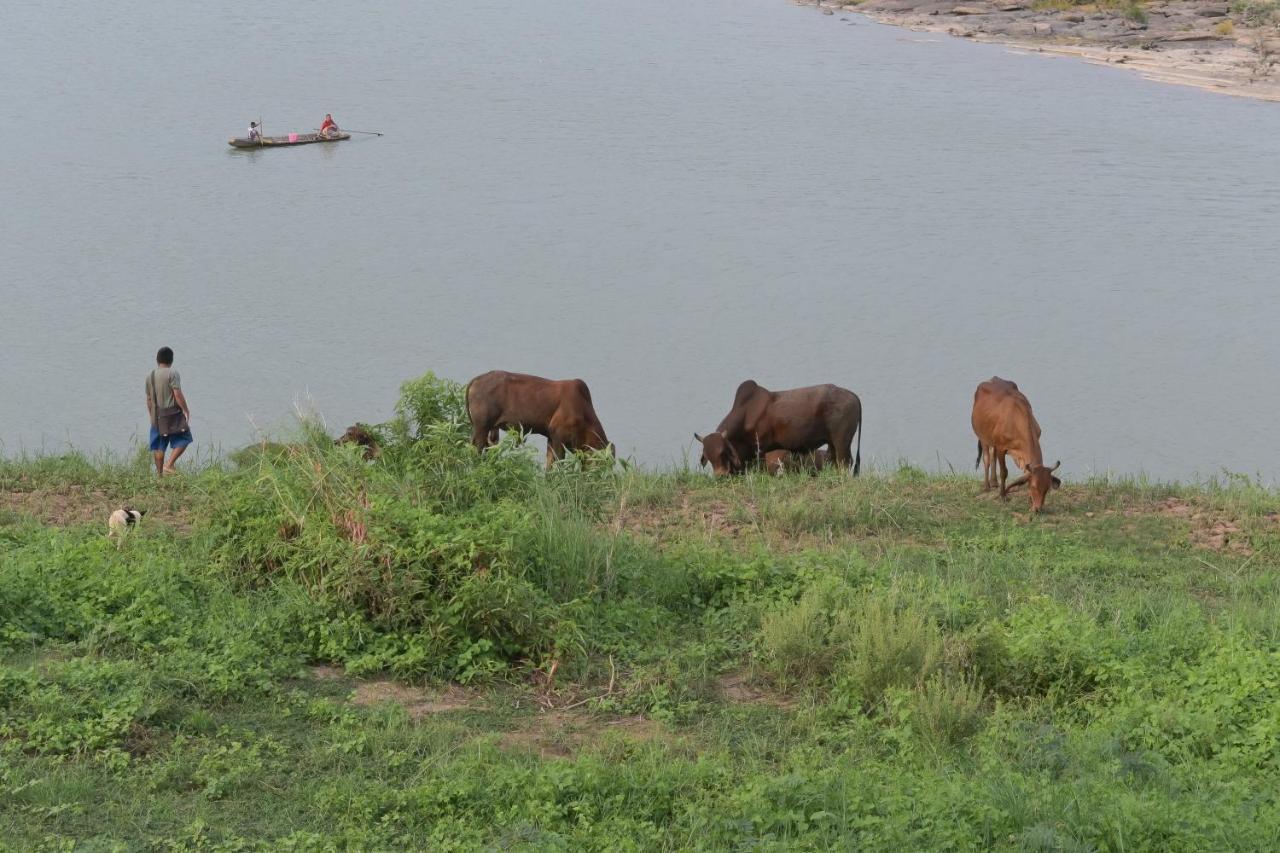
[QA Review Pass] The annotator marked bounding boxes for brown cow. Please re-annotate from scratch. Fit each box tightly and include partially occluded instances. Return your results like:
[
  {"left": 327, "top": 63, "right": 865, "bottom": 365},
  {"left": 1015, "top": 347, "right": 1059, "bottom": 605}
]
[
  {"left": 695, "top": 381, "right": 861, "bottom": 476},
  {"left": 337, "top": 424, "right": 381, "bottom": 460},
  {"left": 971, "top": 376, "right": 1061, "bottom": 512},
  {"left": 466, "top": 370, "right": 611, "bottom": 467},
  {"left": 763, "top": 448, "right": 830, "bottom": 475}
]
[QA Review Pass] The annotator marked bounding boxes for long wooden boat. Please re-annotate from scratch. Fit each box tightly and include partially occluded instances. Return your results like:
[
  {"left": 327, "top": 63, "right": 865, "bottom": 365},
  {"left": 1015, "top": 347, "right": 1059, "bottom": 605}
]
[{"left": 227, "top": 132, "right": 350, "bottom": 149}]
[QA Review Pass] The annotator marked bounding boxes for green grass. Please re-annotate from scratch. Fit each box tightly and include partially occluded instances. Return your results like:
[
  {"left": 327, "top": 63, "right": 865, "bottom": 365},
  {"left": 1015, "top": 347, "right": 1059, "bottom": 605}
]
[{"left": 2, "top": 373, "right": 1279, "bottom": 849}]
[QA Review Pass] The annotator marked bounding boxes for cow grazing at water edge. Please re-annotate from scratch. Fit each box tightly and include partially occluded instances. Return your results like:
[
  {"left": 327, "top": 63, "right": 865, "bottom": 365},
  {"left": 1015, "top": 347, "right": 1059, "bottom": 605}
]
[
  {"left": 466, "top": 370, "right": 612, "bottom": 467},
  {"left": 695, "top": 380, "right": 861, "bottom": 476},
  {"left": 971, "top": 376, "right": 1061, "bottom": 512}
]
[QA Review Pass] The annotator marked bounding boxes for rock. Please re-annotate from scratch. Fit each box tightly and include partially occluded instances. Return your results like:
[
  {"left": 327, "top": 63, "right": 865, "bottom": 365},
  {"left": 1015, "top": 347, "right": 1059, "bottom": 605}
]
[
  {"left": 951, "top": 5, "right": 987, "bottom": 14},
  {"left": 1063, "top": 13, "right": 1085, "bottom": 22},
  {"left": 1196, "top": 5, "right": 1229, "bottom": 15},
  {"left": 997, "top": 1, "right": 1027, "bottom": 9},
  {"left": 1034, "top": 21, "right": 1053, "bottom": 33},
  {"left": 822, "top": 6, "right": 835, "bottom": 12}
]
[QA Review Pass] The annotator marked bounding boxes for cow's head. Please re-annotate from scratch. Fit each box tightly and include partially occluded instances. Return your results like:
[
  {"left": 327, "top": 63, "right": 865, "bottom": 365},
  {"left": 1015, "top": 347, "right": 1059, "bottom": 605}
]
[
  {"left": 337, "top": 424, "right": 381, "bottom": 461},
  {"left": 694, "top": 432, "right": 741, "bottom": 476},
  {"left": 1006, "top": 460, "right": 1061, "bottom": 512}
]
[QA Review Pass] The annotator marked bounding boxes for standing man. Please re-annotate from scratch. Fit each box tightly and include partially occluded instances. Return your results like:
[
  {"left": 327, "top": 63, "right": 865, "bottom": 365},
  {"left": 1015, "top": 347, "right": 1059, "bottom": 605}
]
[{"left": 145, "top": 346, "right": 193, "bottom": 476}]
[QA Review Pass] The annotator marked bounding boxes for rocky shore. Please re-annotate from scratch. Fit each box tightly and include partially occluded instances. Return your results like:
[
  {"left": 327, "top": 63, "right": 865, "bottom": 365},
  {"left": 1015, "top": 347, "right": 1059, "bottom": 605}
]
[{"left": 798, "top": 0, "right": 1280, "bottom": 101}]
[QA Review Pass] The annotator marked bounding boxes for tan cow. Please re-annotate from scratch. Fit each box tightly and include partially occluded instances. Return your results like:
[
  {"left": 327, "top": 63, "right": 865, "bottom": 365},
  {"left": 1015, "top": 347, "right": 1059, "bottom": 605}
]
[{"left": 971, "top": 376, "right": 1061, "bottom": 512}]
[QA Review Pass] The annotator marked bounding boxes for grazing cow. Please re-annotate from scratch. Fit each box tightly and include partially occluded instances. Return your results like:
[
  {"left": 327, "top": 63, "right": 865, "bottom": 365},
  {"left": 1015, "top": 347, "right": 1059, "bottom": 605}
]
[
  {"left": 971, "top": 376, "right": 1061, "bottom": 512},
  {"left": 763, "top": 448, "right": 831, "bottom": 475},
  {"left": 337, "top": 424, "right": 380, "bottom": 460},
  {"left": 695, "top": 380, "right": 861, "bottom": 476},
  {"left": 466, "top": 370, "right": 611, "bottom": 467}
]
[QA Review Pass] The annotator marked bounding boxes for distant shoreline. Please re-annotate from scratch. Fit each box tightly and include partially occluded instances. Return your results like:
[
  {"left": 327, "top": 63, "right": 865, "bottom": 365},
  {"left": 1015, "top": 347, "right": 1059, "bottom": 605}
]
[{"left": 798, "top": 0, "right": 1280, "bottom": 103}]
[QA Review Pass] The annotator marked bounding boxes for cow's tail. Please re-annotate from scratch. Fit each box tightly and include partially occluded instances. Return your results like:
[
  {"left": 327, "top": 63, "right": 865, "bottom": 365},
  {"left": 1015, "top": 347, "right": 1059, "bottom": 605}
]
[
  {"left": 975, "top": 440, "right": 982, "bottom": 469},
  {"left": 854, "top": 418, "right": 862, "bottom": 476},
  {"left": 463, "top": 379, "right": 473, "bottom": 424}
]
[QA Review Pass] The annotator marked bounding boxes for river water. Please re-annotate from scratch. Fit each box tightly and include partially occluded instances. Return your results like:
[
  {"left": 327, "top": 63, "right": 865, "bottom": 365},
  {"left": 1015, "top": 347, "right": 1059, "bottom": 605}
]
[{"left": 3, "top": 0, "right": 1279, "bottom": 480}]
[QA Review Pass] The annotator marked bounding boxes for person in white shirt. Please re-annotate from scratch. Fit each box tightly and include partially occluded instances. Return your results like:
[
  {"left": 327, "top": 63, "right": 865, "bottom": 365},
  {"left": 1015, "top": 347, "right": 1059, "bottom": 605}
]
[{"left": 247, "top": 121, "right": 261, "bottom": 141}]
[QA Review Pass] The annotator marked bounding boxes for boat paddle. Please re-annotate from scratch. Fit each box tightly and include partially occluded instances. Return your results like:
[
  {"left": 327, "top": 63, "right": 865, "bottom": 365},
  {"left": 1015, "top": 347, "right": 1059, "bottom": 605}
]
[{"left": 316, "top": 128, "right": 383, "bottom": 136}]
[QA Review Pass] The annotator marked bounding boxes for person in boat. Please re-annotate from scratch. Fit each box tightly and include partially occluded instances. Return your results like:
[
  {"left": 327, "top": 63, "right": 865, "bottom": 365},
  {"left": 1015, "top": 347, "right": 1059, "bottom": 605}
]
[
  {"left": 247, "top": 121, "right": 261, "bottom": 142},
  {"left": 319, "top": 114, "right": 339, "bottom": 137}
]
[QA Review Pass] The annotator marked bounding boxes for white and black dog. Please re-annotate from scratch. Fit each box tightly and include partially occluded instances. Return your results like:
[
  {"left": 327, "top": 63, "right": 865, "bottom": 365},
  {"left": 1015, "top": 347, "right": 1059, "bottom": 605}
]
[{"left": 107, "top": 506, "right": 145, "bottom": 546}]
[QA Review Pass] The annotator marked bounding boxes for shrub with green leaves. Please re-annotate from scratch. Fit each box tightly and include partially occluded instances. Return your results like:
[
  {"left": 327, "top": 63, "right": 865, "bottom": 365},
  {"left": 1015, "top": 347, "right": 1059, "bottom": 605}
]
[
  {"left": 758, "top": 577, "right": 856, "bottom": 689},
  {"left": 837, "top": 591, "right": 943, "bottom": 710}
]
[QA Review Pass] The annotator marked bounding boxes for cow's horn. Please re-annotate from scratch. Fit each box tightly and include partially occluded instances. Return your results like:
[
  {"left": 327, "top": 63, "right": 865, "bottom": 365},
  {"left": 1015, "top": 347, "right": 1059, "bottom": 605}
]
[
  {"left": 693, "top": 432, "right": 704, "bottom": 443},
  {"left": 1050, "top": 460, "right": 1061, "bottom": 472}
]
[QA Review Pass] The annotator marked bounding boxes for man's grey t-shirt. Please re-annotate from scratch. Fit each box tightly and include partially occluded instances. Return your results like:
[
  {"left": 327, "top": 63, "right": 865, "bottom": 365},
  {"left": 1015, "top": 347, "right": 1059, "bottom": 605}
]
[{"left": 146, "top": 367, "right": 182, "bottom": 411}]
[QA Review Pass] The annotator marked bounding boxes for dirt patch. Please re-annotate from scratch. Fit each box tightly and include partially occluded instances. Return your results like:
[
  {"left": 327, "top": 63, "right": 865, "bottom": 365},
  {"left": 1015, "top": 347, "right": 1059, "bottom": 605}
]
[
  {"left": 1192, "top": 519, "right": 1250, "bottom": 555},
  {"left": 717, "top": 672, "right": 794, "bottom": 709},
  {"left": 1155, "top": 497, "right": 1194, "bottom": 518},
  {"left": 499, "top": 711, "right": 666, "bottom": 758},
  {"left": 311, "top": 666, "right": 477, "bottom": 717},
  {"left": 0, "top": 486, "right": 192, "bottom": 534},
  {"left": 1122, "top": 497, "right": 1255, "bottom": 555}
]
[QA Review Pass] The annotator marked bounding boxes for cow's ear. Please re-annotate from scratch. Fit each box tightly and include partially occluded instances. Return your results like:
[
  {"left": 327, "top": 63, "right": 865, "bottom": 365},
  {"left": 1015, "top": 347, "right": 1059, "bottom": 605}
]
[
  {"left": 1051, "top": 476, "right": 1062, "bottom": 489},
  {"left": 699, "top": 453, "right": 708, "bottom": 468}
]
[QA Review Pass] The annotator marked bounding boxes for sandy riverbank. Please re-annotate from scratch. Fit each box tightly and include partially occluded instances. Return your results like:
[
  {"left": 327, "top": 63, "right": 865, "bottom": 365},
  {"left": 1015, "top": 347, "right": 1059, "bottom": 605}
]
[{"left": 798, "top": 0, "right": 1280, "bottom": 102}]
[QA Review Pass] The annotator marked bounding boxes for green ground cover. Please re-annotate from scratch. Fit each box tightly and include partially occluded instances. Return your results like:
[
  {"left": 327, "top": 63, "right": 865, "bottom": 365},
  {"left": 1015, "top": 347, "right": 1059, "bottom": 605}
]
[{"left": 2, "top": 374, "right": 1278, "bottom": 850}]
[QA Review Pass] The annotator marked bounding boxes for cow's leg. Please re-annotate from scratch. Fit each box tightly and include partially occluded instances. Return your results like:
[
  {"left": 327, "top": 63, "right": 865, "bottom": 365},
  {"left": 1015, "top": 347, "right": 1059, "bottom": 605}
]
[
  {"left": 980, "top": 444, "right": 993, "bottom": 490},
  {"left": 830, "top": 434, "right": 853, "bottom": 472},
  {"left": 545, "top": 434, "right": 568, "bottom": 469},
  {"left": 997, "top": 453, "right": 1010, "bottom": 499},
  {"left": 471, "top": 421, "right": 492, "bottom": 450}
]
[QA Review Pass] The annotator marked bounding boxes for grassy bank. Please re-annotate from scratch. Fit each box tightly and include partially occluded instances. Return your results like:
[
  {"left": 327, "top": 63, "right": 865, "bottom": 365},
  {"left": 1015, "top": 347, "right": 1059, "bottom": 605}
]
[{"left": 2, "top": 375, "right": 1279, "bottom": 850}]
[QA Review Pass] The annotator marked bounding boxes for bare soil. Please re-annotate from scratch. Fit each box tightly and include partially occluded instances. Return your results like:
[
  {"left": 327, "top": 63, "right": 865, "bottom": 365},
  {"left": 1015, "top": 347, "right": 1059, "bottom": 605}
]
[{"left": 0, "top": 486, "right": 192, "bottom": 534}]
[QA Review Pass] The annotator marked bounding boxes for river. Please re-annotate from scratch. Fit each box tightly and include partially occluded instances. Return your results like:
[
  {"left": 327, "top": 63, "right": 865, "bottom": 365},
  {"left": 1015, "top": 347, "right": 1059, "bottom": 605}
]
[{"left": 3, "top": 0, "right": 1279, "bottom": 481}]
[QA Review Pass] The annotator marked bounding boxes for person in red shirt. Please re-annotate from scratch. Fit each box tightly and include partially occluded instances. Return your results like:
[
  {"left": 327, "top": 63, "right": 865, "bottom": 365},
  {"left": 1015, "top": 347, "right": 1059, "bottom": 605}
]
[{"left": 319, "top": 113, "right": 339, "bottom": 136}]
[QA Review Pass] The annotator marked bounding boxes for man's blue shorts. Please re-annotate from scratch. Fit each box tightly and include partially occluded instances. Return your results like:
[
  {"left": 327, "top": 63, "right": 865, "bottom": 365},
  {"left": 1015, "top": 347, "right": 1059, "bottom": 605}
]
[{"left": 149, "top": 425, "right": 193, "bottom": 452}]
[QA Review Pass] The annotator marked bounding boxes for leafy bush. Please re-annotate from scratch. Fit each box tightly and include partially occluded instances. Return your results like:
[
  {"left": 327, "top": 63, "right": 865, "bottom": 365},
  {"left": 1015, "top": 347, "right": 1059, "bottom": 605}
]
[
  {"left": 758, "top": 577, "right": 857, "bottom": 689},
  {"left": 982, "top": 597, "right": 1116, "bottom": 702},
  {"left": 837, "top": 592, "right": 943, "bottom": 710},
  {"left": 388, "top": 371, "right": 468, "bottom": 446},
  {"left": 902, "top": 671, "right": 987, "bottom": 750},
  {"left": 1125, "top": 638, "right": 1280, "bottom": 769}
]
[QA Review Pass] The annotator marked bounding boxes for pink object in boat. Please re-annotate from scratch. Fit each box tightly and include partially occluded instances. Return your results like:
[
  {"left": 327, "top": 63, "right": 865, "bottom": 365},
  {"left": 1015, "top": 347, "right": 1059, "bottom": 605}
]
[{"left": 288, "top": 133, "right": 298, "bottom": 143}]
